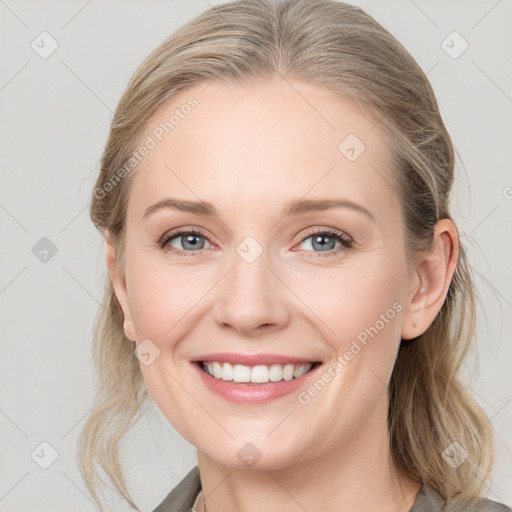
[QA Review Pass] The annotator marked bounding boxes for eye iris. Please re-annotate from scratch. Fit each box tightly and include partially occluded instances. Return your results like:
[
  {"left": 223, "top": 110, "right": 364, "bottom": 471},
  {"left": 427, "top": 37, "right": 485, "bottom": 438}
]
[
  {"left": 312, "top": 234, "right": 336, "bottom": 252},
  {"left": 181, "top": 234, "right": 204, "bottom": 250}
]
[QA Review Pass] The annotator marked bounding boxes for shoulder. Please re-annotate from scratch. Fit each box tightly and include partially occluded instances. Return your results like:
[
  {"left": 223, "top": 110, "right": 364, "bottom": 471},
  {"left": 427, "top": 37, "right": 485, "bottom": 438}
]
[
  {"left": 445, "top": 498, "right": 512, "bottom": 512},
  {"left": 412, "top": 483, "right": 512, "bottom": 512},
  {"left": 152, "top": 472, "right": 512, "bottom": 512},
  {"left": 446, "top": 498, "right": 512, "bottom": 512},
  {"left": 151, "top": 465, "right": 201, "bottom": 512}
]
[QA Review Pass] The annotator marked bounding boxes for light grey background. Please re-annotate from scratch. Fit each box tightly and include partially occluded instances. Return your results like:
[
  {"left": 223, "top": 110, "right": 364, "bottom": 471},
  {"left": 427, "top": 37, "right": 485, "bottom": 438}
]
[{"left": 1, "top": 0, "right": 511, "bottom": 510}]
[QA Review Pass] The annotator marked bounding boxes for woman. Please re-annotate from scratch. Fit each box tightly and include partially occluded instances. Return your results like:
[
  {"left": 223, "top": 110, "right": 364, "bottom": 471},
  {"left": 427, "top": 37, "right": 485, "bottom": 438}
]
[{"left": 78, "top": 0, "right": 511, "bottom": 511}]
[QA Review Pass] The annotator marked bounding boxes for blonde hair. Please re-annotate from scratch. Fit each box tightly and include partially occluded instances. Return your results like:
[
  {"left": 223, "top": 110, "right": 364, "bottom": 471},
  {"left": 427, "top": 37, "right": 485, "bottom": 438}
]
[{"left": 79, "top": 0, "right": 496, "bottom": 509}]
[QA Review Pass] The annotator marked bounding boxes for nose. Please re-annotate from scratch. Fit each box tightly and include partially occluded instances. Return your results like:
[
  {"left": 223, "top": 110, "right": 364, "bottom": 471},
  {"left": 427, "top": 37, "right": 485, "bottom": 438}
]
[{"left": 211, "top": 248, "right": 291, "bottom": 336}]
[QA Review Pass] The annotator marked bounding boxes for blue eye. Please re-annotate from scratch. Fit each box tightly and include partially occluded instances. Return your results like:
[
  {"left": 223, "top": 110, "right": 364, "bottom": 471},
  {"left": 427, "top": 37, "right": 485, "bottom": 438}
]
[
  {"left": 159, "top": 227, "right": 352, "bottom": 258},
  {"left": 297, "top": 228, "right": 352, "bottom": 258},
  {"left": 159, "top": 230, "right": 211, "bottom": 256}
]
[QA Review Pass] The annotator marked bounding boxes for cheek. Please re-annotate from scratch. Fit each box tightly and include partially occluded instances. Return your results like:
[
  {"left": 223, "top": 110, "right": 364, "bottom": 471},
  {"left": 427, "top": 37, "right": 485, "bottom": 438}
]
[
  {"left": 128, "top": 274, "right": 174, "bottom": 338},
  {"left": 292, "top": 258, "right": 405, "bottom": 349},
  {"left": 124, "top": 236, "right": 218, "bottom": 334},
  {"left": 124, "top": 257, "right": 210, "bottom": 436}
]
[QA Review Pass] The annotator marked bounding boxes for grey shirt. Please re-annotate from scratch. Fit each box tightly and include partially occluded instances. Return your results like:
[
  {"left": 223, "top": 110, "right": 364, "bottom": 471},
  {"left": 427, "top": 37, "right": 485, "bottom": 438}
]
[{"left": 152, "top": 465, "right": 511, "bottom": 512}]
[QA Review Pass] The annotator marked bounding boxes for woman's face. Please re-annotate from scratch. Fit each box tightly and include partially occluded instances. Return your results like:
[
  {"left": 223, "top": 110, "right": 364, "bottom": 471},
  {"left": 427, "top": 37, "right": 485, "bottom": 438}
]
[{"left": 109, "top": 77, "right": 419, "bottom": 469}]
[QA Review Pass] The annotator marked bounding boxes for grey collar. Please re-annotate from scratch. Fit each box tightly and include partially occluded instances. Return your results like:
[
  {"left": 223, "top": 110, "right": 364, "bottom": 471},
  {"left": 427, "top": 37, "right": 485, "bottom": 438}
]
[{"left": 152, "top": 465, "right": 511, "bottom": 512}]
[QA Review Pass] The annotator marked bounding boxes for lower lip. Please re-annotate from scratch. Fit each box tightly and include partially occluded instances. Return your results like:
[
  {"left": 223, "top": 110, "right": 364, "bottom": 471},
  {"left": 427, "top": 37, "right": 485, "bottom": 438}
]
[{"left": 191, "top": 361, "right": 322, "bottom": 404}]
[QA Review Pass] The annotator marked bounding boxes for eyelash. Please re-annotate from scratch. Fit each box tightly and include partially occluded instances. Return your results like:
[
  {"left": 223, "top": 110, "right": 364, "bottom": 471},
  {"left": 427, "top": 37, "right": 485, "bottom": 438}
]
[{"left": 158, "top": 227, "right": 353, "bottom": 259}]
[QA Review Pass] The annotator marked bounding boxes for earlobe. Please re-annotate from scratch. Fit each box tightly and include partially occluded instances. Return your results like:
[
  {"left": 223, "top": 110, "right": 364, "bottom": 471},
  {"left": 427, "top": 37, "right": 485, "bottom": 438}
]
[
  {"left": 104, "top": 230, "right": 137, "bottom": 342},
  {"left": 401, "top": 219, "right": 459, "bottom": 340}
]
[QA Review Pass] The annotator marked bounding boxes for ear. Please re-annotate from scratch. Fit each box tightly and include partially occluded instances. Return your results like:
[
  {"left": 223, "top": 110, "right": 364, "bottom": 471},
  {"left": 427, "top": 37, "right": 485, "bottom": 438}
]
[
  {"left": 104, "top": 229, "right": 137, "bottom": 342},
  {"left": 401, "top": 219, "right": 459, "bottom": 340}
]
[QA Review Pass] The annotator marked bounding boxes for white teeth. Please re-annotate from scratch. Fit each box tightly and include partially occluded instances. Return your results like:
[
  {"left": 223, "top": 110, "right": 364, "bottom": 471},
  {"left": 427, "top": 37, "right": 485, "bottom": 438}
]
[
  {"left": 202, "top": 361, "right": 314, "bottom": 383},
  {"left": 294, "top": 364, "right": 311, "bottom": 378},
  {"left": 251, "top": 365, "right": 269, "bottom": 383},
  {"left": 212, "top": 361, "right": 222, "bottom": 379},
  {"left": 221, "top": 362, "right": 233, "bottom": 381},
  {"left": 233, "top": 364, "right": 251, "bottom": 382},
  {"left": 269, "top": 364, "right": 284, "bottom": 382},
  {"left": 283, "top": 364, "right": 295, "bottom": 381}
]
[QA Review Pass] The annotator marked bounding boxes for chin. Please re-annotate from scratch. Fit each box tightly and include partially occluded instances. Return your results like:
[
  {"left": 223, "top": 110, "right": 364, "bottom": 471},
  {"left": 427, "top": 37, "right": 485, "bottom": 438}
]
[{"left": 196, "top": 434, "right": 309, "bottom": 471}]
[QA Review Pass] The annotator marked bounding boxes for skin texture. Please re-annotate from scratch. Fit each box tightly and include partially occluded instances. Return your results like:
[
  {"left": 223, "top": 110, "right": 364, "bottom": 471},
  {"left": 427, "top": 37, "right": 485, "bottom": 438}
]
[{"left": 105, "top": 77, "right": 459, "bottom": 512}]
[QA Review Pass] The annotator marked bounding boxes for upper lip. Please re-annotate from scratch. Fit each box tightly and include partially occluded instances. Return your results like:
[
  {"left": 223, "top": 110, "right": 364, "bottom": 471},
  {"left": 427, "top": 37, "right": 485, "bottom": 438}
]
[{"left": 191, "top": 353, "right": 321, "bottom": 366}]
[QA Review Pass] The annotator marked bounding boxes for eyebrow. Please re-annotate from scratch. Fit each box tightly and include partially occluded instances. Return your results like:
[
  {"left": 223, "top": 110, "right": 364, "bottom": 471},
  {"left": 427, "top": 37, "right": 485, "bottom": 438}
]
[{"left": 143, "top": 197, "right": 375, "bottom": 221}]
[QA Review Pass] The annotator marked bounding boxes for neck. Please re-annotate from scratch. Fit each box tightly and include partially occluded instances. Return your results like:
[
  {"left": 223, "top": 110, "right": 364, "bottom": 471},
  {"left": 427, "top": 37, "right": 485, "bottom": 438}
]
[{"left": 195, "top": 399, "right": 421, "bottom": 512}]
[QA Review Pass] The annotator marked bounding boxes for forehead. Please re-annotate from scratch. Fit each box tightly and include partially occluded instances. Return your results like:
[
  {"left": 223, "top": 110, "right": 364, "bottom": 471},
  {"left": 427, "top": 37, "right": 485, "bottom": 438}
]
[{"left": 127, "top": 78, "right": 399, "bottom": 224}]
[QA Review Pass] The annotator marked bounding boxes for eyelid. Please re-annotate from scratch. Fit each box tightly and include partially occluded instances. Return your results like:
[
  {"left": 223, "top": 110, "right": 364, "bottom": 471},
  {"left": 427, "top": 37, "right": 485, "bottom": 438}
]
[
  {"left": 293, "top": 226, "right": 352, "bottom": 245},
  {"left": 292, "top": 227, "right": 353, "bottom": 258},
  {"left": 158, "top": 226, "right": 214, "bottom": 247}
]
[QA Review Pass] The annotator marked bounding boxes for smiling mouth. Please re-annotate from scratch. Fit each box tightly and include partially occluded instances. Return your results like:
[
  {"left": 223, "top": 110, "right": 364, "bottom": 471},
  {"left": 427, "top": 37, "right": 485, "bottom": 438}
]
[{"left": 195, "top": 360, "right": 322, "bottom": 384}]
